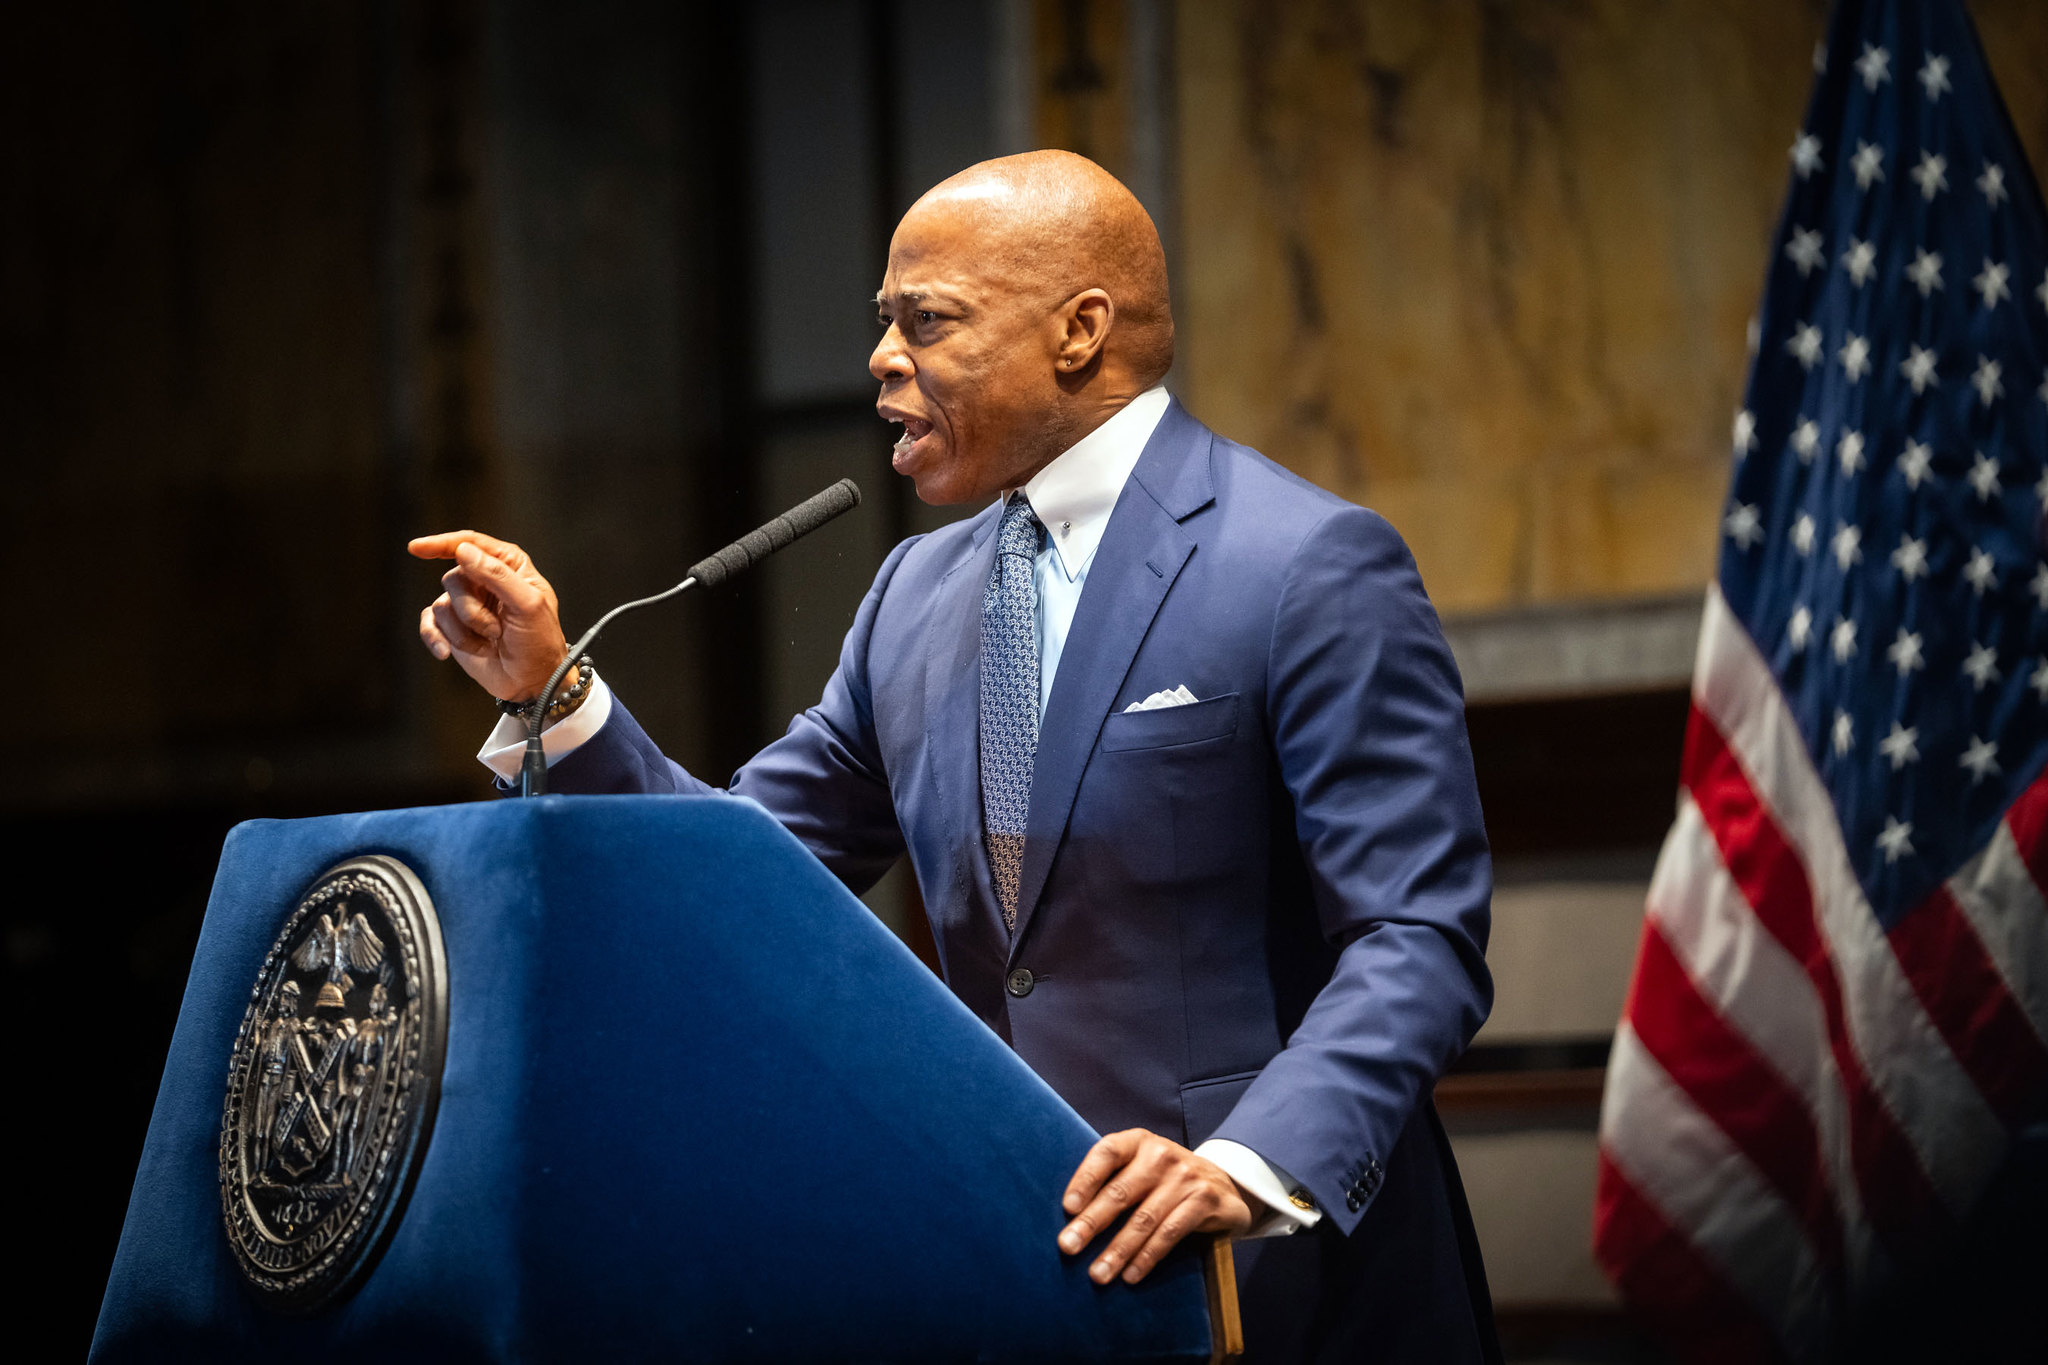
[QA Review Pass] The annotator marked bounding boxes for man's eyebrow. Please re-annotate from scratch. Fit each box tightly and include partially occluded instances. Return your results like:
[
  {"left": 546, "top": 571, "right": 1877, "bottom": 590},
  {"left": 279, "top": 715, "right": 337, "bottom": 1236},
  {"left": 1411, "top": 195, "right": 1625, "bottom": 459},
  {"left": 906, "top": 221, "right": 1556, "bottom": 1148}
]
[{"left": 874, "top": 290, "right": 962, "bottom": 309}]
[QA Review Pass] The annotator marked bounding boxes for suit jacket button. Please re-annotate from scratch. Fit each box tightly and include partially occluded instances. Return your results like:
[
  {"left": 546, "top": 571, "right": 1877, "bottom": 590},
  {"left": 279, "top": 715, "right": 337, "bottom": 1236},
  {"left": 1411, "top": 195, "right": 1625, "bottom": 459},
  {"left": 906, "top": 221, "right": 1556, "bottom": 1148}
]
[
  {"left": 1345, "top": 1192, "right": 1361, "bottom": 1213},
  {"left": 1006, "top": 968, "right": 1035, "bottom": 998}
]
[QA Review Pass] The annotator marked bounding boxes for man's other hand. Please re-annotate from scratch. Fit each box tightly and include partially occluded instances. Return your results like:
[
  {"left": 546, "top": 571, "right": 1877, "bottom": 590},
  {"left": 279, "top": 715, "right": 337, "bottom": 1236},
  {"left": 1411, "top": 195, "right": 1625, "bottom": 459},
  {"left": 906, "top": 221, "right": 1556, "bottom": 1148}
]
[
  {"left": 1059, "top": 1129, "right": 1253, "bottom": 1284},
  {"left": 408, "top": 531, "right": 568, "bottom": 703}
]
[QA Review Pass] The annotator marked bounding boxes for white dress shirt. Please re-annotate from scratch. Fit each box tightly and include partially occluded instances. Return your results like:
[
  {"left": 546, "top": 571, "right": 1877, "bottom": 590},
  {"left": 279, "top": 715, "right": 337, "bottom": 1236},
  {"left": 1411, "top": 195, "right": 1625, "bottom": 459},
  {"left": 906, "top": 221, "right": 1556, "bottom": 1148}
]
[{"left": 479, "top": 385, "right": 1320, "bottom": 1236}]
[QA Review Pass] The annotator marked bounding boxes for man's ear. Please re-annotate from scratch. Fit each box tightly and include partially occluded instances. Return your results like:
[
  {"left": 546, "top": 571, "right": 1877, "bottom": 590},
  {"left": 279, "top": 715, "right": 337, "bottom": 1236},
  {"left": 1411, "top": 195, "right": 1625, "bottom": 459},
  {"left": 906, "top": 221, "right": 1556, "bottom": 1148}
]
[{"left": 1055, "top": 289, "right": 1115, "bottom": 373}]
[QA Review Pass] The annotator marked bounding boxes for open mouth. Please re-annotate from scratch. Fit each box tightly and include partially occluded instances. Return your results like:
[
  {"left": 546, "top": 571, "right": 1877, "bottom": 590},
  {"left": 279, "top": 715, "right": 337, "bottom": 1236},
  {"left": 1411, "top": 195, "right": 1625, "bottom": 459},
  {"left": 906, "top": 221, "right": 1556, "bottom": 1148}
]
[{"left": 890, "top": 416, "right": 935, "bottom": 470}]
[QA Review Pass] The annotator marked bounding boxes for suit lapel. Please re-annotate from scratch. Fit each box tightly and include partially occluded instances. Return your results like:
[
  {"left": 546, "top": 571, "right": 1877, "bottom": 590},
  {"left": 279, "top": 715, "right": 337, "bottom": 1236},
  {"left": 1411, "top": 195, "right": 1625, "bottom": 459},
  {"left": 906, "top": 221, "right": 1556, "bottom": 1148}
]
[
  {"left": 925, "top": 505, "right": 1002, "bottom": 926},
  {"left": 1009, "top": 402, "right": 1215, "bottom": 950}
]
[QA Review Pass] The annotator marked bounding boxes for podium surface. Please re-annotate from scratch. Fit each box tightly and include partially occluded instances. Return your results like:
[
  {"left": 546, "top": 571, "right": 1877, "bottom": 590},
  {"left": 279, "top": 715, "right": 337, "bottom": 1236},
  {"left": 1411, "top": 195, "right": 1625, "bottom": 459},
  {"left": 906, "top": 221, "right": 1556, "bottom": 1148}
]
[{"left": 94, "top": 796, "right": 1219, "bottom": 1362}]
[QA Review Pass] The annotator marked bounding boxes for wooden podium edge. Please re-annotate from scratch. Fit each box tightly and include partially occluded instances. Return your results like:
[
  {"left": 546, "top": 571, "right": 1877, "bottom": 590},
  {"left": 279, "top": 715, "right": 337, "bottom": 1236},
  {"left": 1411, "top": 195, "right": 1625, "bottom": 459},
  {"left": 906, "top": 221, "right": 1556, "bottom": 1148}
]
[{"left": 1203, "top": 1236, "right": 1243, "bottom": 1363}]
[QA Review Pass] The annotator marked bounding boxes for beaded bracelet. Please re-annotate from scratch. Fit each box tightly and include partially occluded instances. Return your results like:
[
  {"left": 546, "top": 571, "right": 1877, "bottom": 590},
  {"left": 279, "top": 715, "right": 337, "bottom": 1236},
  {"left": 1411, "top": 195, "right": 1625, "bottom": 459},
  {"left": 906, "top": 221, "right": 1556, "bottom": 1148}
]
[{"left": 497, "top": 655, "right": 595, "bottom": 723}]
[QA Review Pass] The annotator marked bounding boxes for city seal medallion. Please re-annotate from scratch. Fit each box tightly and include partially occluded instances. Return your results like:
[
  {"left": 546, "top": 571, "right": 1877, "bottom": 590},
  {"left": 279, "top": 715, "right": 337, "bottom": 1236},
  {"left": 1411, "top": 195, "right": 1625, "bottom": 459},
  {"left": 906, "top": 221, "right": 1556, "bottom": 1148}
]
[{"left": 218, "top": 854, "right": 448, "bottom": 1310}]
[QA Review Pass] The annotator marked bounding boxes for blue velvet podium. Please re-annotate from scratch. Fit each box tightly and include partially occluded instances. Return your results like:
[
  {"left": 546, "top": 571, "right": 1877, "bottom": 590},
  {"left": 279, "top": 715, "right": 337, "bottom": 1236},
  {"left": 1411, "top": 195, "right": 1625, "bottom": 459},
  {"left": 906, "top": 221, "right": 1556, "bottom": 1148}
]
[{"left": 93, "top": 796, "right": 1227, "bottom": 1362}]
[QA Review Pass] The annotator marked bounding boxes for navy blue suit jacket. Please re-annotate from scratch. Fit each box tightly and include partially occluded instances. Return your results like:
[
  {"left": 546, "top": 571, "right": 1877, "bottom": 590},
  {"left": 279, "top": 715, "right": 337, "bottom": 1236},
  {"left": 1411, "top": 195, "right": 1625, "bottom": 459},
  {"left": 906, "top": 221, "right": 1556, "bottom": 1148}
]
[{"left": 552, "top": 400, "right": 1500, "bottom": 1362}]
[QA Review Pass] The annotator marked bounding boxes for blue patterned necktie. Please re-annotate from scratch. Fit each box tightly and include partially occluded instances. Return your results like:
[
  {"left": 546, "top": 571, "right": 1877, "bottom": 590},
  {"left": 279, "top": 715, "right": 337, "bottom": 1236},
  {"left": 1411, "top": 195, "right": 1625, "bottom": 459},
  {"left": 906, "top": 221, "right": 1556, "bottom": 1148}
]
[{"left": 981, "top": 495, "right": 1042, "bottom": 931}]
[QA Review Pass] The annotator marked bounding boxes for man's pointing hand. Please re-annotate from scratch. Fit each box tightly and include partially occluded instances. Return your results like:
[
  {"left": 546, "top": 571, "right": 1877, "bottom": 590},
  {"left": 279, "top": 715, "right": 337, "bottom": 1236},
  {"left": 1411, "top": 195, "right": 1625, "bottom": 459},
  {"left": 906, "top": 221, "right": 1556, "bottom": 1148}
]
[
  {"left": 1059, "top": 1129, "right": 1253, "bottom": 1284},
  {"left": 408, "top": 531, "right": 569, "bottom": 703}
]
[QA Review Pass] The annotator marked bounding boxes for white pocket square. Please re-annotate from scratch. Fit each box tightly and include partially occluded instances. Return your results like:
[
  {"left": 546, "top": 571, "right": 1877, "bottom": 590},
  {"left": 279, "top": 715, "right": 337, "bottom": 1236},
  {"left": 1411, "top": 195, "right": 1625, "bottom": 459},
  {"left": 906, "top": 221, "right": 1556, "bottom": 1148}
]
[{"left": 1123, "top": 685, "right": 1199, "bottom": 713}]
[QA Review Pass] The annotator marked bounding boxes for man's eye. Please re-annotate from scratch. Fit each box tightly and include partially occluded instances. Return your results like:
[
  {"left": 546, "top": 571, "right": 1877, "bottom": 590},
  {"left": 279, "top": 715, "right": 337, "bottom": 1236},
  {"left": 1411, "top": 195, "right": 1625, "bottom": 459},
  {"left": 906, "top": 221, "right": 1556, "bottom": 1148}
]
[{"left": 915, "top": 310, "right": 936, "bottom": 325}]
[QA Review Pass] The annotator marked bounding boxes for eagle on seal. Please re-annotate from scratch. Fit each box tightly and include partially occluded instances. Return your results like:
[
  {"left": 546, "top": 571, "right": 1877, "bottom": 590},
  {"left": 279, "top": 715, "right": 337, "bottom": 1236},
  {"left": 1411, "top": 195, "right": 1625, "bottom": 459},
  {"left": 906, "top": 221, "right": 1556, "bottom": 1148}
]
[{"left": 294, "top": 910, "right": 385, "bottom": 1010}]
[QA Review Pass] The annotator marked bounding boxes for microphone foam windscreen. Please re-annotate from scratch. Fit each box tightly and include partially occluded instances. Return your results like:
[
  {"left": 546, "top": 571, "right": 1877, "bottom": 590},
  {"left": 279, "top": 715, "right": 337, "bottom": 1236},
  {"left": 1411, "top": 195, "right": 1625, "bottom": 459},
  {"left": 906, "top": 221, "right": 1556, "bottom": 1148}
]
[{"left": 689, "top": 478, "right": 862, "bottom": 589}]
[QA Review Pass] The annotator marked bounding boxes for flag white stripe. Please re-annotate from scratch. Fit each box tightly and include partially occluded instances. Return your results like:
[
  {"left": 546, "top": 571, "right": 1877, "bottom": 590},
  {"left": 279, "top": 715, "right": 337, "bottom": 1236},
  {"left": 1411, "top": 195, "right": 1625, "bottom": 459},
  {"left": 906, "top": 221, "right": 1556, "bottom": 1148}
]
[
  {"left": 1692, "top": 586, "right": 2007, "bottom": 1216},
  {"left": 1647, "top": 797, "right": 1878, "bottom": 1285},
  {"left": 1602, "top": 1023, "right": 1833, "bottom": 1359},
  {"left": 1945, "top": 822, "right": 2048, "bottom": 1047}
]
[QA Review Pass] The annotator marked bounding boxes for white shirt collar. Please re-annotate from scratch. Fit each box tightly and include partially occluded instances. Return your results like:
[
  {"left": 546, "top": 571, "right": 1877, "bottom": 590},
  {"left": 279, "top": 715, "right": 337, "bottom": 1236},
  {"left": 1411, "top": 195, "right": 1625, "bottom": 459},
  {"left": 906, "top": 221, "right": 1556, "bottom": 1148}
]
[{"left": 1009, "top": 386, "right": 1171, "bottom": 582}]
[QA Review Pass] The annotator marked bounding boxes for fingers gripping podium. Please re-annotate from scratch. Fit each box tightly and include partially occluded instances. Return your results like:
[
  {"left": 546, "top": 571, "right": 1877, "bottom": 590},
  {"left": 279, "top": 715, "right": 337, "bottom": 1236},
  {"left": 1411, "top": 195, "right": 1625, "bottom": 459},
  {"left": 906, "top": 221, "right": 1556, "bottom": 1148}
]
[{"left": 91, "top": 796, "right": 1237, "bottom": 1363}]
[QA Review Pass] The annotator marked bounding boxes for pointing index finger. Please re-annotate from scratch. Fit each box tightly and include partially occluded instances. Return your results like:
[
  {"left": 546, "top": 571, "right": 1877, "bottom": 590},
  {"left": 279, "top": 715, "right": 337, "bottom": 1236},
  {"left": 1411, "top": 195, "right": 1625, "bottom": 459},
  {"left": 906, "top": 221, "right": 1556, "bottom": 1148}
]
[{"left": 407, "top": 530, "right": 523, "bottom": 563}]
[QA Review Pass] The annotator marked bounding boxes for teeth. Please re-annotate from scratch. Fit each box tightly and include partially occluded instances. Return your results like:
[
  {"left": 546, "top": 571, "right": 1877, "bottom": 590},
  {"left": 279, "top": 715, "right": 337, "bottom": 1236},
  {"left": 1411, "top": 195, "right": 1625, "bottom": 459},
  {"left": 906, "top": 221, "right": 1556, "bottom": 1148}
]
[{"left": 891, "top": 418, "right": 930, "bottom": 455}]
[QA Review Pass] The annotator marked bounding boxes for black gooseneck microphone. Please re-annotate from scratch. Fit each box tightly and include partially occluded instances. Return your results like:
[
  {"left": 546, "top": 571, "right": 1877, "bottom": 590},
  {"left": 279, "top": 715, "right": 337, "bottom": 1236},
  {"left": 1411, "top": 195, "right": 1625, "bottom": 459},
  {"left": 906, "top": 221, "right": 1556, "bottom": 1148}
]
[{"left": 517, "top": 478, "right": 862, "bottom": 797}]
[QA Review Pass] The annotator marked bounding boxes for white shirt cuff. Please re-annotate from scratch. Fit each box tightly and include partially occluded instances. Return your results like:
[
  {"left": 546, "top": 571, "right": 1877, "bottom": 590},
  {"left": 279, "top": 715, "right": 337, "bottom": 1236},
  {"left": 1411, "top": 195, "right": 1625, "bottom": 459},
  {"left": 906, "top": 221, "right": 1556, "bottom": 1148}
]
[
  {"left": 476, "top": 677, "right": 616, "bottom": 782},
  {"left": 1195, "top": 1138, "right": 1323, "bottom": 1238}
]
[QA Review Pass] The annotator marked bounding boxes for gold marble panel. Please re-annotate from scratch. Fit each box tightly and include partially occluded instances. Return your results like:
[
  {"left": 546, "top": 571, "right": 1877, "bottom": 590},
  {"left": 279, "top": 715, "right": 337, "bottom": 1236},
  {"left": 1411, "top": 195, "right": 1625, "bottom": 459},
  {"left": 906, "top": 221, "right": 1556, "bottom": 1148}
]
[
  {"left": 1174, "top": 0, "right": 2048, "bottom": 613},
  {"left": 1036, "top": 0, "right": 1133, "bottom": 176}
]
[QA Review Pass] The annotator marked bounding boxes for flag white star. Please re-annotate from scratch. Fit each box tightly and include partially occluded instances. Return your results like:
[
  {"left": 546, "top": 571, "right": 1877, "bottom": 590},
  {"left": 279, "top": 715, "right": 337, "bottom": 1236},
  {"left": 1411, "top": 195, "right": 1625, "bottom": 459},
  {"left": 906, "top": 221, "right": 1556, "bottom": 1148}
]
[
  {"left": 1786, "top": 227, "right": 1826, "bottom": 276},
  {"left": 1839, "top": 334, "right": 1872, "bottom": 382},
  {"left": 1841, "top": 238, "right": 1878, "bottom": 285},
  {"left": 1837, "top": 429, "right": 1867, "bottom": 474},
  {"left": 1906, "top": 249, "right": 1944, "bottom": 297},
  {"left": 1964, "top": 546, "right": 1998, "bottom": 595},
  {"left": 2034, "top": 563, "right": 2048, "bottom": 609},
  {"left": 2033, "top": 658, "right": 2048, "bottom": 701},
  {"left": 1852, "top": 141, "right": 1886, "bottom": 189},
  {"left": 1878, "top": 816, "right": 1915, "bottom": 864},
  {"left": 1899, "top": 440, "right": 1933, "bottom": 489},
  {"left": 1974, "top": 259, "right": 2012, "bottom": 308},
  {"left": 1792, "top": 513, "right": 1817, "bottom": 555},
  {"left": 1833, "top": 708, "right": 1855, "bottom": 754},
  {"left": 1788, "top": 605, "right": 1814, "bottom": 651},
  {"left": 1787, "top": 323, "right": 1825, "bottom": 369},
  {"left": 1790, "top": 132, "right": 1824, "bottom": 179},
  {"left": 1792, "top": 419, "right": 1821, "bottom": 462},
  {"left": 1978, "top": 163, "right": 2009, "bottom": 207},
  {"left": 1963, "top": 642, "right": 2002, "bottom": 690},
  {"left": 1892, "top": 533, "right": 1929, "bottom": 581},
  {"left": 1969, "top": 451, "right": 2002, "bottom": 499},
  {"left": 1733, "top": 409, "right": 1757, "bottom": 458},
  {"left": 1910, "top": 151, "right": 1948, "bottom": 201},
  {"left": 1972, "top": 357, "right": 2004, "bottom": 406},
  {"left": 1832, "top": 616, "right": 1858, "bottom": 662},
  {"left": 1900, "top": 346, "right": 1939, "bottom": 394},
  {"left": 1959, "top": 734, "right": 2001, "bottom": 783},
  {"left": 1917, "top": 52, "right": 1951, "bottom": 100},
  {"left": 1887, "top": 627, "right": 1925, "bottom": 674},
  {"left": 1724, "top": 502, "right": 1763, "bottom": 551},
  {"left": 1855, "top": 44, "right": 1892, "bottom": 91},
  {"left": 1880, "top": 723, "right": 1920, "bottom": 771},
  {"left": 1833, "top": 521, "right": 1863, "bottom": 568}
]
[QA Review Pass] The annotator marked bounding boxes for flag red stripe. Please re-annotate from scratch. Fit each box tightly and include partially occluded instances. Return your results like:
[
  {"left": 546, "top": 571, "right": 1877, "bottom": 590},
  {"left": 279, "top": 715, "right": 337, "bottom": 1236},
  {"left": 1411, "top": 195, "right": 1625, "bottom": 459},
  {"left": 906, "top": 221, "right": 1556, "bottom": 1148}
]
[
  {"left": 2001, "top": 769, "right": 2048, "bottom": 905},
  {"left": 1680, "top": 705, "right": 1951, "bottom": 1256},
  {"left": 1593, "top": 1151, "right": 1790, "bottom": 1365},
  {"left": 1625, "top": 919, "right": 1847, "bottom": 1273},
  {"left": 1887, "top": 885, "right": 2048, "bottom": 1125}
]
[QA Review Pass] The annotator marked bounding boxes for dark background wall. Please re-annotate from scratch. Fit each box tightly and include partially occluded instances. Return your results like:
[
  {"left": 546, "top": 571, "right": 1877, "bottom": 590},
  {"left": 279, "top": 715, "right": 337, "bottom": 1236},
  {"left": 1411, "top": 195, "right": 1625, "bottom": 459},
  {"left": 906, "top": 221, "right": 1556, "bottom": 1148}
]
[{"left": 4, "top": 1, "right": 997, "bottom": 1349}]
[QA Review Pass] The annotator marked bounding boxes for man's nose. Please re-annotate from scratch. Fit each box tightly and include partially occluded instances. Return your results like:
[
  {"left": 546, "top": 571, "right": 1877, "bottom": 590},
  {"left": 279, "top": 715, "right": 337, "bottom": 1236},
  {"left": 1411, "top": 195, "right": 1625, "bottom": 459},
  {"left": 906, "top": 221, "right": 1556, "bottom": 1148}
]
[{"left": 870, "top": 327, "right": 911, "bottom": 383}]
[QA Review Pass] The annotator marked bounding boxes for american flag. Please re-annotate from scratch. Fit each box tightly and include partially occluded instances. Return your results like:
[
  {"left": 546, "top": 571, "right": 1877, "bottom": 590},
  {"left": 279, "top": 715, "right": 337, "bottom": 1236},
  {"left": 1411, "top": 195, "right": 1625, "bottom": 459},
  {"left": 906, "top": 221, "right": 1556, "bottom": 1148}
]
[{"left": 1592, "top": 1, "right": 2048, "bottom": 1359}]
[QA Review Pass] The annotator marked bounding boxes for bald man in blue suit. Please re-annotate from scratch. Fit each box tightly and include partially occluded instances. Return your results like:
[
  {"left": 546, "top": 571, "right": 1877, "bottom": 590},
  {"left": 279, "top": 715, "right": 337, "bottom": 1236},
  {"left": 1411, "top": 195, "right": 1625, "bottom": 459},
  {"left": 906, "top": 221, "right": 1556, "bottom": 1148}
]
[{"left": 415, "top": 151, "right": 1499, "bottom": 1364}]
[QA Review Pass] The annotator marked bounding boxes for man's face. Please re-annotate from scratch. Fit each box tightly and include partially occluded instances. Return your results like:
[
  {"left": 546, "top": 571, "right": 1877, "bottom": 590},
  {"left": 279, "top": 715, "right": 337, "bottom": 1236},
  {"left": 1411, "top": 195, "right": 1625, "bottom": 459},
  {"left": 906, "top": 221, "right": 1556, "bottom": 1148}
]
[{"left": 871, "top": 198, "right": 1065, "bottom": 505}]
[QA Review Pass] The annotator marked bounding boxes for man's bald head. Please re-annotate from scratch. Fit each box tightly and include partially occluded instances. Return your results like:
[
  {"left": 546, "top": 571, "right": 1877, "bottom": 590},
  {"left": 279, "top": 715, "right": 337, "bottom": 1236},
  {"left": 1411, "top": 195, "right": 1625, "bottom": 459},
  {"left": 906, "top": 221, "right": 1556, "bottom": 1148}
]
[
  {"left": 871, "top": 152, "right": 1176, "bottom": 504},
  {"left": 907, "top": 151, "right": 1175, "bottom": 387}
]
